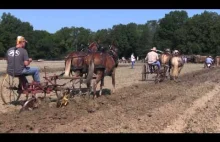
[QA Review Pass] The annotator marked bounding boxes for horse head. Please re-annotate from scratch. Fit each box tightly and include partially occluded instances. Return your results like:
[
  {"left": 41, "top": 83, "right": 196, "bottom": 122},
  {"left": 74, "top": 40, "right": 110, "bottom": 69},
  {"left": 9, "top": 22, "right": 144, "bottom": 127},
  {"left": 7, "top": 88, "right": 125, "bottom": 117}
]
[
  {"left": 172, "top": 50, "right": 181, "bottom": 56},
  {"left": 109, "top": 44, "right": 118, "bottom": 53},
  {"left": 88, "top": 41, "right": 99, "bottom": 52},
  {"left": 108, "top": 44, "right": 119, "bottom": 67},
  {"left": 164, "top": 48, "right": 171, "bottom": 54},
  {"left": 109, "top": 45, "right": 118, "bottom": 57}
]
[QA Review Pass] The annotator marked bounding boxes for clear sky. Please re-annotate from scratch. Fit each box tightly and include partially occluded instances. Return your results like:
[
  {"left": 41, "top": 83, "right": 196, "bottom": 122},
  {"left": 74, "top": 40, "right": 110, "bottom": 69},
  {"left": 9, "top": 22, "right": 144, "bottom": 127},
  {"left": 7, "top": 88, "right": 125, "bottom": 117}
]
[{"left": 0, "top": 9, "right": 220, "bottom": 33}]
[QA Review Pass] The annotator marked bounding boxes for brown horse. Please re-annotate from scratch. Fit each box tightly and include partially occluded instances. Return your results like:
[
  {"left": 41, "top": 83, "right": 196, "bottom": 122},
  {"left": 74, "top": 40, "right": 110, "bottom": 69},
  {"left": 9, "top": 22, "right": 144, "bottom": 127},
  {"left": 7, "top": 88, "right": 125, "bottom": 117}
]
[
  {"left": 215, "top": 56, "right": 220, "bottom": 66},
  {"left": 170, "top": 51, "right": 185, "bottom": 81},
  {"left": 63, "top": 42, "right": 118, "bottom": 97},
  {"left": 62, "top": 42, "right": 99, "bottom": 95},
  {"left": 85, "top": 44, "right": 119, "bottom": 98},
  {"left": 194, "top": 55, "right": 207, "bottom": 64},
  {"left": 159, "top": 49, "right": 172, "bottom": 78}
]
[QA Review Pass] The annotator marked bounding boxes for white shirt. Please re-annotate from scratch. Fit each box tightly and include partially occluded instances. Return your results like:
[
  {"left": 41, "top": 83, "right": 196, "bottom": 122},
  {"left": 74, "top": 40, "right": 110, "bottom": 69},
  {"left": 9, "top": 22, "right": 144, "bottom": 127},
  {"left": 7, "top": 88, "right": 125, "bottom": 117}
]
[
  {"left": 131, "top": 55, "right": 135, "bottom": 62},
  {"left": 145, "top": 51, "right": 159, "bottom": 64}
]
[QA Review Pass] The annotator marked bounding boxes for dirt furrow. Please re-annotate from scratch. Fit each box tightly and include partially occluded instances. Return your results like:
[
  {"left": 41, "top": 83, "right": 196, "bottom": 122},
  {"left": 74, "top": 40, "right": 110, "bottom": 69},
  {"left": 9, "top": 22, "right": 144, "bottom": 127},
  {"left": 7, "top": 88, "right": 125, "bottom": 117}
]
[
  {"left": 0, "top": 64, "right": 218, "bottom": 133},
  {"left": 182, "top": 90, "right": 220, "bottom": 133},
  {"left": 161, "top": 83, "right": 220, "bottom": 133}
]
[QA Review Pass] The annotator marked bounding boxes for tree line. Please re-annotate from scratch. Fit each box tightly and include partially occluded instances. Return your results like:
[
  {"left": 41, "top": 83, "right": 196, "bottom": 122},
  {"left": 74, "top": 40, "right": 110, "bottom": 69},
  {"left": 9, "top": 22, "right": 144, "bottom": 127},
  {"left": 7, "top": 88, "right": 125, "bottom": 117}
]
[{"left": 0, "top": 10, "right": 220, "bottom": 60}]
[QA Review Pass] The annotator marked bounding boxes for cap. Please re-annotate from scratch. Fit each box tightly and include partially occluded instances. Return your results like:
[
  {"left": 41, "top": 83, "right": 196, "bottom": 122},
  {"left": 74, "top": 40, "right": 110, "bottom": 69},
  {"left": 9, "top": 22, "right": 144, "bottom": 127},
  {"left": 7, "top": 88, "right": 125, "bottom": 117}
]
[{"left": 16, "top": 36, "right": 28, "bottom": 45}]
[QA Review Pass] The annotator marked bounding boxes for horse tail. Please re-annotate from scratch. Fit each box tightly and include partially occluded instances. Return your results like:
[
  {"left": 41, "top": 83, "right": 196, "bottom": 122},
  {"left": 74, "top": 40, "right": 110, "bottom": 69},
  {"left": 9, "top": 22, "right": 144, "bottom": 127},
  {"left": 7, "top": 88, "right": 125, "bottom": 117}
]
[
  {"left": 171, "top": 57, "right": 179, "bottom": 78},
  {"left": 64, "top": 57, "right": 72, "bottom": 76},
  {"left": 172, "top": 64, "right": 179, "bottom": 78},
  {"left": 115, "top": 62, "right": 118, "bottom": 68},
  {"left": 83, "top": 57, "right": 94, "bottom": 84}
]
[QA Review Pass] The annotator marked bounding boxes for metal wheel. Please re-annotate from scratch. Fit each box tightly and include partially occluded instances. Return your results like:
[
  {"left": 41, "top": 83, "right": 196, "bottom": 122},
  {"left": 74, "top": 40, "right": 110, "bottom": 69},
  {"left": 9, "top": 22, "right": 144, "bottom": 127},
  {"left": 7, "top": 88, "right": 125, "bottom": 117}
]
[
  {"left": 19, "top": 96, "right": 38, "bottom": 113},
  {"left": 159, "top": 73, "right": 165, "bottom": 83},
  {"left": 1, "top": 74, "right": 21, "bottom": 105},
  {"left": 146, "top": 64, "right": 150, "bottom": 80},
  {"left": 154, "top": 68, "right": 159, "bottom": 84},
  {"left": 142, "top": 64, "right": 146, "bottom": 81}
]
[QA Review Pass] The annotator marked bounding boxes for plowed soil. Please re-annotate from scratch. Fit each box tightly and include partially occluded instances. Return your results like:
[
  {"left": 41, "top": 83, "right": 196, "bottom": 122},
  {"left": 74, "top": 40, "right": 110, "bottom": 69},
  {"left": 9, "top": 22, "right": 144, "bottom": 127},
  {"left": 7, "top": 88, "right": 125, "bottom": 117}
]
[{"left": 0, "top": 62, "right": 220, "bottom": 133}]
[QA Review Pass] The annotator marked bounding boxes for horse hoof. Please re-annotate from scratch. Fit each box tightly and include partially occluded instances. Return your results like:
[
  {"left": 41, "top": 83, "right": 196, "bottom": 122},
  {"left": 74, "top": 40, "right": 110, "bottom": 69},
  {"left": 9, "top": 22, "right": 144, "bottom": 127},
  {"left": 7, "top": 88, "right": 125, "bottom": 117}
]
[
  {"left": 79, "top": 91, "right": 82, "bottom": 96},
  {"left": 111, "top": 90, "right": 115, "bottom": 94}
]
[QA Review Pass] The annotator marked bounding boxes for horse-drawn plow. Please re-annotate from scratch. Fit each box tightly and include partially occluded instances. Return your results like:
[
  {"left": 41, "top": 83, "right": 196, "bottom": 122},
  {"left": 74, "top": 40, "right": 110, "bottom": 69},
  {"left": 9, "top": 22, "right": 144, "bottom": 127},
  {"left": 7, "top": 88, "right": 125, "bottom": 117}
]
[
  {"left": 0, "top": 42, "right": 119, "bottom": 113},
  {"left": 0, "top": 59, "right": 95, "bottom": 113},
  {"left": 141, "top": 63, "right": 168, "bottom": 84}
]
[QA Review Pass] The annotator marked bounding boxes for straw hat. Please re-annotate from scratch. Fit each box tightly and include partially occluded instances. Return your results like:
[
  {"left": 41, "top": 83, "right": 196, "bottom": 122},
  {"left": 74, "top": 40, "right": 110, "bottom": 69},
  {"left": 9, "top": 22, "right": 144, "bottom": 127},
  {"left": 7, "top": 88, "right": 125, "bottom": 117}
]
[
  {"left": 151, "top": 47, "right": 157, "bottom": 51},
  {"left": 165, "top": 48, "right": 170, "bottom": 52}
]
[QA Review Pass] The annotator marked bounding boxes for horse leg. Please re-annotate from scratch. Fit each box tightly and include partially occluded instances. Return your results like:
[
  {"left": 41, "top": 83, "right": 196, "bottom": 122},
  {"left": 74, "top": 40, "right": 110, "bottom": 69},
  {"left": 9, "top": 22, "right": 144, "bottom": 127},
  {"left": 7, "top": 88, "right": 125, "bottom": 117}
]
[
  {"left": 111, "top": 68, "right": 116, "bottom": 94},
  {"left": 155, "top": 66, "right": 160, "bottom": 83},
  {"left": 170, "top": 66, "right": 174, "bottom": 80},
  {"left": 86, "top": 81, "right": 91, "bottom": 97},
  {"left": 168, "top": 67, "right": 171, "bottom": 79},
  {"left": 166, "top": 66, "right": 169, "bottom": 79},
  {"left": 99, "top": 72, "right": 104, "bottom": 96},
  {"left": 70, "top": 70, "right": 73, "bottom": 77},
  {"left": 78, "top": 70, "right": 84, "bottom": 96},
  {"left": 177, "top": 66, "right": 183, "bottom": 80},
  {"left": 163, "top": 65, "right": 167, "bottom": 78},
  {"left": 162, "top": 65, "right": 165, "bottom": 76},
  {"left": 72, "top": 70, "right": 82, "bottom": 95},
  {"left": 93, "top": 70, "right": 102, "bottom": 99}
]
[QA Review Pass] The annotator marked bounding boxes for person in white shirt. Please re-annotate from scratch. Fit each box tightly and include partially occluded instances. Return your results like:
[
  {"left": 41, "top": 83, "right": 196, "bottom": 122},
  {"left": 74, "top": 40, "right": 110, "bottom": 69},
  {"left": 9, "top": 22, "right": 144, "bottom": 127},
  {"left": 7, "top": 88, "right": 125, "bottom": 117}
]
[{"left": 131, "top": 53, "right": 136, "bottom": 69}]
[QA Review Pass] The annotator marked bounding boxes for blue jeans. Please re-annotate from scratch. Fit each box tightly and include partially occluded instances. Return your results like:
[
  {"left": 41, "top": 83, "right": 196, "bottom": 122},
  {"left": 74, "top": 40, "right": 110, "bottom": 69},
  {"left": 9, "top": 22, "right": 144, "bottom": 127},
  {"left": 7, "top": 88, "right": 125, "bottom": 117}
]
[
  {"left": 131, "top": 61, "right": 135, "bottom": 68},
  {"left": 22, "top": 67, "right": 40, "bottom": 83},
  {"left": 152, "top": 61, "right": 161, "bottom": 70}
]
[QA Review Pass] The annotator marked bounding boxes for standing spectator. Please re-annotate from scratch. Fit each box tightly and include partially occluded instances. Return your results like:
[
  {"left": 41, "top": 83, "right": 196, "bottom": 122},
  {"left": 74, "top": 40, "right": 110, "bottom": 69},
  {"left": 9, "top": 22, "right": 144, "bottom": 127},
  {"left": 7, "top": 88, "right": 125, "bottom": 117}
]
[
  {"left": 184, "top": 56, "right": 187, "bottom": 63},
  {"left": 131, "top": 53, "right": 136, "bottom": 69}
]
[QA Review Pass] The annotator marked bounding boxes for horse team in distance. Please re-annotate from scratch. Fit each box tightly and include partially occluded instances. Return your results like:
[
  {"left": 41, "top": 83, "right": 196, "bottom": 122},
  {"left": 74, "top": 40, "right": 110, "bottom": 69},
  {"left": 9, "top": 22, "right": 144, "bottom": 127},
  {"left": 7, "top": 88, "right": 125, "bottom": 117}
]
[
  {"left": 158, "top": 49, "right": 185, "bottom": 81},
  {"left": 63, "top": 42, "right": 119, "bottom": 99},
  {"left": 186, "top": 54, "right": 220, "bottom": 67},
  {"left": 159, "top": 49, "right": 220, "bottom": 81}
]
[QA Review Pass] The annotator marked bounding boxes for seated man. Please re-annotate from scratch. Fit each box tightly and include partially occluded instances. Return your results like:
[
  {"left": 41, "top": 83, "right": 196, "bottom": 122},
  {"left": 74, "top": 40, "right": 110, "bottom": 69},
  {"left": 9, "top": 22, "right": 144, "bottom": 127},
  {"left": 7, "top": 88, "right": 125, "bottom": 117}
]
[
  {"left": 6, "top": 36, "right": 44, "bottom": 87},
  {"left": 145, "top": 47, "right": 161, "bottom": 73},
  {"left": 205, "top": 56, "right": 214, "bottom": 67}
]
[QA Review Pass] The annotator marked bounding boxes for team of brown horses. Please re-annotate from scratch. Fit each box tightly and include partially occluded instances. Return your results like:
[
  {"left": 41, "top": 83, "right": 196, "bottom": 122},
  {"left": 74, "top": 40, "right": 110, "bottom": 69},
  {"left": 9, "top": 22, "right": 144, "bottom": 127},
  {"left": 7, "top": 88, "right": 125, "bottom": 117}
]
[
  {"left": 159, "top": 49, "right": 185, "bottom": 81},
  {"left": 63, "top": 42, "right": 119, "bottom": 98}
]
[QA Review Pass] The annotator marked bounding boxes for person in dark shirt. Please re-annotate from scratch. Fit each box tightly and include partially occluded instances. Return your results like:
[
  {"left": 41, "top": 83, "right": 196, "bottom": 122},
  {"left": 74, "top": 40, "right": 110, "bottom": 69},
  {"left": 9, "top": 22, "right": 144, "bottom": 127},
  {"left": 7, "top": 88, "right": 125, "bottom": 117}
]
[{"left": 6, "top": 36, "right": 42, "bottom": 84}]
